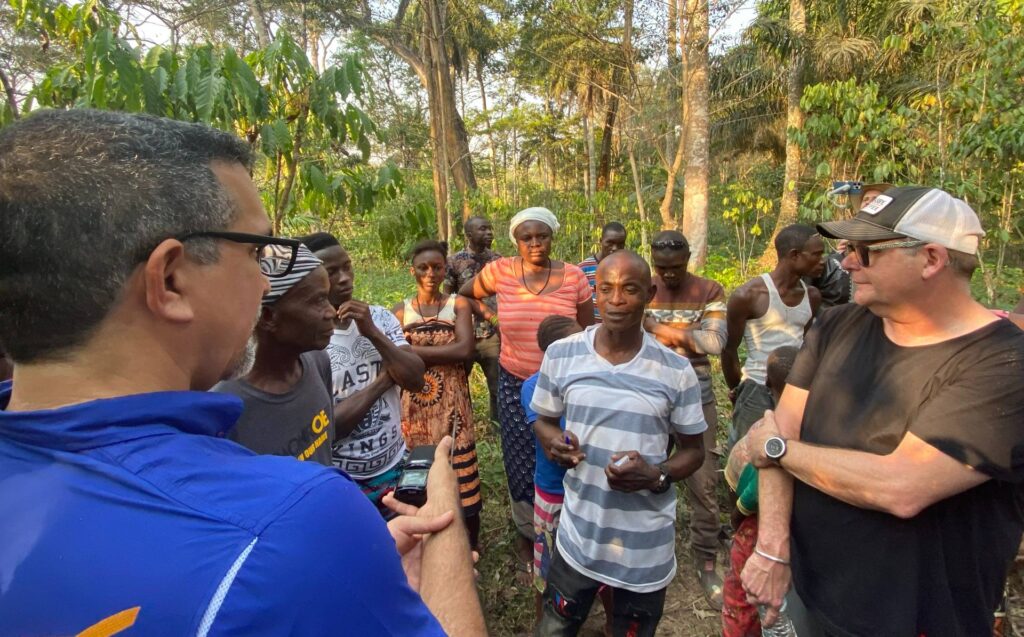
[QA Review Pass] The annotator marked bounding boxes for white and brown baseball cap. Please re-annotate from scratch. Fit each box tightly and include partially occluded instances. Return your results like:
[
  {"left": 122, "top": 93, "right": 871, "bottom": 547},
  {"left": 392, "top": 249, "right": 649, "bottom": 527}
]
[{"left": 818, "top": 186, "right": 984, "bottom": 254}]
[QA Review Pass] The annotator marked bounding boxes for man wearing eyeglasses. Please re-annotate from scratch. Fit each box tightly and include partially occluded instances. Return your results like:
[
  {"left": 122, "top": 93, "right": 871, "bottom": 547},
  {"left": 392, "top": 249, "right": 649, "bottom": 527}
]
[
  {"left": 0, "top": 110, "right": 484, "bottom": 636},
  {"left": 741, "top": 186, "right": 1024, "bottom": 636}
]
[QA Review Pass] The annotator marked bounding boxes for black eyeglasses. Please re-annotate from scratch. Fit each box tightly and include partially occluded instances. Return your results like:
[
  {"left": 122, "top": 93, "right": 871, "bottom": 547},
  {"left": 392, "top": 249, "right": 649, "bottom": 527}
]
[
  {"left": 843, "top": 239, "right": 926, "bottom": 268},
  {"left": 178, "top": 231, "right": 303, "bottom": 278},
  {"left": 651, "top": 240, "right": 689, "bottom": 251}
]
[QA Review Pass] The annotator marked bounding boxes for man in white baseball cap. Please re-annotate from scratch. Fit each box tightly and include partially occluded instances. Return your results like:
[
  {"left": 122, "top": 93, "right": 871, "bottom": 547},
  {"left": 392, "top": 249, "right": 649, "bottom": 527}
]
[{"left": 740, "top": 185, "right": 1024, "bottom": 636}]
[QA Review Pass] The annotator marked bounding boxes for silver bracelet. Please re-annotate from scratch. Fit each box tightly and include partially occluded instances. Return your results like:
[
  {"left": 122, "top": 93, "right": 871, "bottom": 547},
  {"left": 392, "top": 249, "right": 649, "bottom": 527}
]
[{"left": 753, "top": 547, "right": 791, "bottom": 566}]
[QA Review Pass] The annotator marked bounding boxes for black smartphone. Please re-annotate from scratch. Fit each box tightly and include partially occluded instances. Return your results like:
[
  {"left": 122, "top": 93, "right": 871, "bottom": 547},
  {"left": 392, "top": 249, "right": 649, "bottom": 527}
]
[{"left": 393, "top": 445, "right": 436, "bottom": 508}]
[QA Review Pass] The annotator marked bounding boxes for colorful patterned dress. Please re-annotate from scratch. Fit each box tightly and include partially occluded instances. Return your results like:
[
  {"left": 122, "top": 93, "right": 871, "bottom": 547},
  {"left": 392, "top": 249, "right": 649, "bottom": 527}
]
[{"left": 399, "top": 295, "right": 482, "bottom": 516}]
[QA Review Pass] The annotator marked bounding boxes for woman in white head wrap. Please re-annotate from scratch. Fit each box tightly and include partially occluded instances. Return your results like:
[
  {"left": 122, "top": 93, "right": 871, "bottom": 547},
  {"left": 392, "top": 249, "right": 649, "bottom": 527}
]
[{"left": 458, "top": 206, "right": 594, "bottom": 578}]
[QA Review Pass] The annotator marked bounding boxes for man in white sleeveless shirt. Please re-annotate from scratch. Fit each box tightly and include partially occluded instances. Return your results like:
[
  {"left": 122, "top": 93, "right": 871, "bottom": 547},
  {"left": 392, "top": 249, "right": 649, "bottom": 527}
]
[{"left": 723, "top": 225, "right": 823, "bottom": 447}]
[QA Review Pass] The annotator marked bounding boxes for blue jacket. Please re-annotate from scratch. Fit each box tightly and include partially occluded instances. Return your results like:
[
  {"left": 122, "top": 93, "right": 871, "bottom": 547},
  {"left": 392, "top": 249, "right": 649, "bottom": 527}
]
[{"left": 0, "top": 382, "right": 445, "bottom": 636}]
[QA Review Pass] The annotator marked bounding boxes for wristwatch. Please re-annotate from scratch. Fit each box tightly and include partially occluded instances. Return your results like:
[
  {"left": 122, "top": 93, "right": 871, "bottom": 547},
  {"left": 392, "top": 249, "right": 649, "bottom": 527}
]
[
  {"left": 650, "top": 463, "right": 673, "bottom": 494},
  {"left": 764, "top": 436, "right": 788, "bottom": 464}
]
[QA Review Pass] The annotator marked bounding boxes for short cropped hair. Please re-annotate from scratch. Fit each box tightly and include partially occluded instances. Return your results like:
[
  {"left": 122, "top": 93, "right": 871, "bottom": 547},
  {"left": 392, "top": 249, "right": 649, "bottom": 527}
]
[
  {"left": 775, "top": 224, "right": 818, "bottom": 255},
  {"left": 766, "top": 345, "right": 799, "bottom": 394},
  {"left": 651, "top": 229, "right": 688, "bottom": 250},
  {"left": 946, "top": 249, "right": 979, "bottom": 280},
  {"left": 602, "top": 221, "right": 626, "bottom": 237},
  {"left": 300, "top": 232, "right": 341, "bottom": 253},
  {"left": 0, "top": 109, "right": 252, "bottom": 363},
  {"left": 537, "top": 315, "right": 580, "bottom": 352},
  {"left": 409, "top": 239, "right": 448, "bottom": 262},
  {"left": 464, "top": 216, "right": 488, "bottom": 233}
]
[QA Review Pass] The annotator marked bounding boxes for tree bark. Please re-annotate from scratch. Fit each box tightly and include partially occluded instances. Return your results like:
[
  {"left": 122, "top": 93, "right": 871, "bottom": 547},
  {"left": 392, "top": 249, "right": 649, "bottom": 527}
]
[
  {"left": 682, "top": 0, "right": 710, "bottom": 268},
  {"left": 657, "top": 0, "right": 689, "bottom": 230},
  {"left": 424, "top": 0, "right": 476, "bottom": 222},
  {"left": 423, "top": 28, "right": 450, "bottom": 240},
  {"left": 761, "top": 0, "right": 805, "bottom": 268},
  {"left": 665, "top": 0, "right": 680, "bottom": 161},
  {"left": 247, "top": 0, "right": 271, "bottom": 49},
  {"left": 352, "top": 0, "right": 476, "bottom": 222},
  {"left": 0, "top": 68, "right": 18, "bottom": 119},
  {"left": 476, "top": 65, "right": 500, "bottom": 198},
  {"left": 629, "top": 146, "right": 648, "bottom": 250},
  {"left": 597, "top": 70, "right": 621, "bottom": 192},
  {"left": 583, "top": 111, "right": 596, "bottom": 200}
]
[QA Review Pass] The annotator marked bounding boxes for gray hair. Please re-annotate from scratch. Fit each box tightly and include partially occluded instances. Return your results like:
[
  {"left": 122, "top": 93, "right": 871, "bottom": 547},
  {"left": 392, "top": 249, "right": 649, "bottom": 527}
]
[{"left": 0, "top": 109, "right": 253, "bottom": 363}]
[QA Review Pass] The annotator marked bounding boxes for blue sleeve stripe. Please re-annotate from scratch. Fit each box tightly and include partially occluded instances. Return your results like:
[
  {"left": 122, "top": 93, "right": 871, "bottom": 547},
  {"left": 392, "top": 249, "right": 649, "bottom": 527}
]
[{"left": 197, "top": 537, "right": 258, "bottom": 637}]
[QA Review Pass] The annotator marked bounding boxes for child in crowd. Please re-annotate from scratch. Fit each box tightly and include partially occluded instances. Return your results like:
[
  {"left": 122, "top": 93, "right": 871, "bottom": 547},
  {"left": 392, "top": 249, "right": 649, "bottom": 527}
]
[
  {"left": 521, "top": 316, "right": 582, "bottom": 619},
  {"left": 520, "top": 314, "right": 617, "bottom": 632},
  {"left": 722, "top": 345, "right": 798, "bottom": 637}
]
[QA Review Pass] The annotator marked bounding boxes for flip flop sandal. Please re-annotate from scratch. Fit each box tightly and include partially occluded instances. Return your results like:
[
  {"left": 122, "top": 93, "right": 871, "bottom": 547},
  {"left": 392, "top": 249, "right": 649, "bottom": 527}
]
[
  {"left": 514, "top": 560, "right": 533, "bottom": 586},
  {"left": 698, "top": 565, "right": 724, "bottom": 611}
]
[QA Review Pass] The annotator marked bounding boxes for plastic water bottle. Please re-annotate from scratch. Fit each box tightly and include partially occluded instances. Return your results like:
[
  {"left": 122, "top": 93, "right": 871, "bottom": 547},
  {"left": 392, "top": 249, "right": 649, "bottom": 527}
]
[{"left": 758, "top": 599, "right": 798, "bottom": 637}]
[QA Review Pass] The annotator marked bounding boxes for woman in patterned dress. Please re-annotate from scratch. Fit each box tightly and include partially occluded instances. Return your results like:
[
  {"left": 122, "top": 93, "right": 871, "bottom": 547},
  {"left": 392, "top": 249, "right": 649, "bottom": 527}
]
[{"left": 392, "top": 240, "right": 482, "bottom": 549}]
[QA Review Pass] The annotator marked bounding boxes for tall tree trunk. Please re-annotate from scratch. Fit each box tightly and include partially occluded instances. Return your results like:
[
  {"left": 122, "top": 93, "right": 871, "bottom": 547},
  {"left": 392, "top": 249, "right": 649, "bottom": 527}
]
[
  {"left": 0, "top": 68, "right": 18, "bottom": 119},
  {"left": 658, "top": 0, "right": 689, "bottom": 230},
  {"left": 597, "top": 71, "right": 621, "bottom": 191},
  {"left": 475, "top": 64, "right": 500, "bottom": 197},
  {"left": 682, "top": 0, "right": 710, "bottom": 268},
  {"left": 248, "top": 0, "right": 271, "bottom": 48},
  {"left": 583, "top": 112, "right": 597, "bottom": 200},
  {"left": 665, "top": 0, "right": 680, "bottom": 161},
  {"left": 426, "top": 0, "right": 476, "bottom": 222},
  {"left": 629, "top": 145, "right": 648, "bottom": 251},
  {"left": 761, "top": 0, "right": 805, "bottom": 268},
  {"left": 423, "top": 29, "right": 450, "bottom": 240}
]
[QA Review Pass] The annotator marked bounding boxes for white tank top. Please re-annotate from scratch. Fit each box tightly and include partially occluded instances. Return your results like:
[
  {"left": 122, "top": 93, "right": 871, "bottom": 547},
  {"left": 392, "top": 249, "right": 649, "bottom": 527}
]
[
  {"left": 402, "top": 295, "right": 457, "bottom": 326},
  {"left": 741, "top": 273, "right": 812, "bottom": 384}
]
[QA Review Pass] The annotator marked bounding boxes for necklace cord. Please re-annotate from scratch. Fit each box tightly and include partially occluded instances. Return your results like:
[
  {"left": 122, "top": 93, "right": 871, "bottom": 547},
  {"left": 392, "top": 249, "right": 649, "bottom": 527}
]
[{"left": 519, "top": 257, "right": 553, "bottom": 296}]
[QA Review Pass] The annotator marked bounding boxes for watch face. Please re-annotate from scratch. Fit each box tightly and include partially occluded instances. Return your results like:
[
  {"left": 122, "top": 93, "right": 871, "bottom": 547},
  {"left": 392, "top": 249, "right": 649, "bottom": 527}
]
[{"left": 765, "top": 437, "right": 785, "bottom": 459}]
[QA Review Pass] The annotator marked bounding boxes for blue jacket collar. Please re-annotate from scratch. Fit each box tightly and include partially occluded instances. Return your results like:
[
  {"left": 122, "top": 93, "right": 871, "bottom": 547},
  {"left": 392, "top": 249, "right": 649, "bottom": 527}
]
[{"left": 0, "top": 381, "right": 243, "bottom": 450}]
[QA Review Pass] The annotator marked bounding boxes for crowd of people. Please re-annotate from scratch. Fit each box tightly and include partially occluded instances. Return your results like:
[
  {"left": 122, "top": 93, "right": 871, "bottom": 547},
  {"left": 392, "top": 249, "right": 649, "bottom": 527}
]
[{"left": 2, "top": 109, "right": 1024, "bottom": 637}]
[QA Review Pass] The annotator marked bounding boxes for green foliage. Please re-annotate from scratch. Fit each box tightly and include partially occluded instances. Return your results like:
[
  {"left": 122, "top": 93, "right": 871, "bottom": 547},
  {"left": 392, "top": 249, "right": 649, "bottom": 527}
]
[
  {"left": 720, "top": 182, "right": 771, "bottom": 277},
  {"left": 9, "top": 0, "right": 398, "bottom": 230},
  {"left": 797, "top": 79, "right": 927, "bottom": 219},
  {"left": 375, "top": 183, "right": 439, "bottom": 261}
]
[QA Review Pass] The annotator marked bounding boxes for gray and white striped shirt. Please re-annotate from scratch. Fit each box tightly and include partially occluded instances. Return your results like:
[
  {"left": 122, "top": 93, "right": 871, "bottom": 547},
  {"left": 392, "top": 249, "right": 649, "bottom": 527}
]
[{"left": 531, "top": 326, "right": 706, "bottom": 593}]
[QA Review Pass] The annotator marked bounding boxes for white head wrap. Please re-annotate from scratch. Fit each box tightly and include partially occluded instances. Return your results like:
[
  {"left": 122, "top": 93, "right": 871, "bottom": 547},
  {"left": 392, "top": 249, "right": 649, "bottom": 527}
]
[{"left": 508, "top": 206, "right": 560, "bottom": 243}]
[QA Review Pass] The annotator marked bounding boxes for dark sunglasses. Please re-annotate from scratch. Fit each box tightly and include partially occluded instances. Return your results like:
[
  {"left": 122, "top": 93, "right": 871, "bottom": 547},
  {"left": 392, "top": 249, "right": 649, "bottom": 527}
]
[
  {"left": 843, "top": 239, "right": 926, "bottom": 267},
  {"left": 651, "top": 240, "right": 689, "bottom": 251},
  {"left": 177, "top": 231, "right": 303, "bottom": 278}
]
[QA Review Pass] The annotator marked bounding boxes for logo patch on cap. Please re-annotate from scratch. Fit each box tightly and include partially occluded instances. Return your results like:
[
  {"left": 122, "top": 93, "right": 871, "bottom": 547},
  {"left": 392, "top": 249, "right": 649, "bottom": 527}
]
[{"left": 861, "top": 194, "right": 893, "bottom": 216}]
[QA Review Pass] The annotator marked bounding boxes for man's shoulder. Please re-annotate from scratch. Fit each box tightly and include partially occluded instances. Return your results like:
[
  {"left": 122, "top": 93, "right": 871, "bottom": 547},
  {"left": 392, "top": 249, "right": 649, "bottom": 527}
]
[
  {"left": 300, "top": 349, "right": 331, "bottom": 369},
  {"left": 448, "top": 249, "right": 474, "bottom": 265},
  {"left": 817, "top": 302, "right": 873, "bottom": 333},
  {"left": 642, "top": 334, "right": 695, "bottom": 372},
  {"left": 544, "top": 330, "right": 591, "bottom": 361},
  {"left": 686, "top": 273, "right": 725, "bottom": 297},
  {"left": 729, "top": 274, "right": 767, "bottom": 303},
  {"left": 149, "top": 434, "right": 349, "bottom": 534},
  {"left": 579, "top": 255, "right": 599, "bottom": 268}
]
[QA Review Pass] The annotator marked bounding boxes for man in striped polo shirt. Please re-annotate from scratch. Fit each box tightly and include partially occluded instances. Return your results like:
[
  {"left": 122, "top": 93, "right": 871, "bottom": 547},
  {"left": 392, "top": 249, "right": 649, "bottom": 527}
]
[{"left": 531, "top": 250, "right": 708, "bottom": 636}]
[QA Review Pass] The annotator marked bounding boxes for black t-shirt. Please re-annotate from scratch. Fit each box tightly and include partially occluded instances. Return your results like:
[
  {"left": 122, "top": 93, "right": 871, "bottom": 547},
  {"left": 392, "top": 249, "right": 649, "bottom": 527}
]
[
  {"left": 788, "top": 304, "right": 1024, "bottom": 637},
  {"left": 214, "top": 351, "right": 335, "bottom": 466}
]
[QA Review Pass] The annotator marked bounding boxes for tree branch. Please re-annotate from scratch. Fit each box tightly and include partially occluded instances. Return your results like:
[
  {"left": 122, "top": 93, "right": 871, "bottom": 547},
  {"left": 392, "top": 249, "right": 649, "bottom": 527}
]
[{"left": 0, "top": 68, "right": 19, "bottom": 119}]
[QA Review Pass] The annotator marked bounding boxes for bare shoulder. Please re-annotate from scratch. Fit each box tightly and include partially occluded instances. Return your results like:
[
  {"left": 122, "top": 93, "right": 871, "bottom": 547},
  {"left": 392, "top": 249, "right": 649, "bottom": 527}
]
[{"left": 730, "top": 275, "right": 767, "bottom": 303}]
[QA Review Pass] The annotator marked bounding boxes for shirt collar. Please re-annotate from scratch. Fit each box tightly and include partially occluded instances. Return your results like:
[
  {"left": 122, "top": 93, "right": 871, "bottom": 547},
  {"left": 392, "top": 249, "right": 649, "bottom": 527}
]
[{"left": 0, "top": 382, "right": 243, "bottom": 451}]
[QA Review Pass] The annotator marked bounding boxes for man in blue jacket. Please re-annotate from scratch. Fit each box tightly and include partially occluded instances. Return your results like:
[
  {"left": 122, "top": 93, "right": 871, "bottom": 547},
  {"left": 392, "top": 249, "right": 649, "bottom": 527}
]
[{"left": 0, "top": 109, "right": 485, "bottom": 636}]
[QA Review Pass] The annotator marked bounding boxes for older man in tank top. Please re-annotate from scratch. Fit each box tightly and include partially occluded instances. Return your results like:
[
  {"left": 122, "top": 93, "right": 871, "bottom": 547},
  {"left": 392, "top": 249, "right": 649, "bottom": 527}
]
[{"left": 723, "top": 225, "right": 823, "bottom": 448}]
